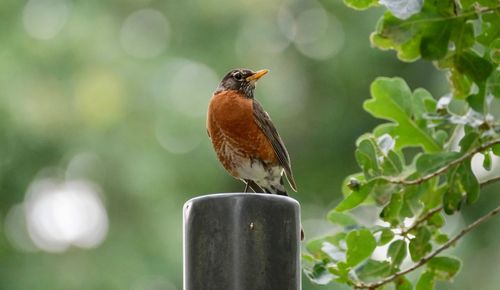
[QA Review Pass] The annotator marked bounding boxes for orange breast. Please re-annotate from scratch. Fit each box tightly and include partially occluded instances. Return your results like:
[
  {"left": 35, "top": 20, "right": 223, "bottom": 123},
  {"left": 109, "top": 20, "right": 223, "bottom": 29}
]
[{"left": 207, "top": 90, "right": 277, "bottom": 177}]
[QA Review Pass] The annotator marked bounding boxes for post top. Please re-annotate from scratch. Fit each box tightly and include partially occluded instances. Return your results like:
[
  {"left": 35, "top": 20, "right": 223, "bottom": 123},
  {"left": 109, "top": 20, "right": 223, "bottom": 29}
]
[{"left": 184, "top": 192, "right": 300, "bottom": 210}]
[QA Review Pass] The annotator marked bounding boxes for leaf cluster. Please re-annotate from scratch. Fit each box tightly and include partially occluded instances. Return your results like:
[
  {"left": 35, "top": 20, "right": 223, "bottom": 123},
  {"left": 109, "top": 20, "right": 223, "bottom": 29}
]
[{"left": 305, "top": 0, "right": 500, "bottom": 289}]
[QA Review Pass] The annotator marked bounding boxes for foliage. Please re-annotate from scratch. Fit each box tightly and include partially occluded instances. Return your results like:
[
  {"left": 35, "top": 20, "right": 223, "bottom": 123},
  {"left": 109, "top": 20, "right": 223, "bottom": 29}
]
[{"left": 305, "top": 0, "right": 500, "bottom": 289}]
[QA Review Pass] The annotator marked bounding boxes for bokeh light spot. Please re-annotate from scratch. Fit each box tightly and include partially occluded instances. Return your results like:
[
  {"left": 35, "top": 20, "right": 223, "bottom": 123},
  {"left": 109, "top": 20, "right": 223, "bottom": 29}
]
[
  {"left": 74, "top": 70, "right": 125, "bottom": 128},
  {"left": 152, "top": 58, "right": 219, "bottom": 118},
  {"left": 4, "top": 204, "right": 39, "bottom": 253},
  {"left": 277, "top": 6, "right": 297, "bottom": 41},
  {"left": 120, "top": 9, "right": 170, "bottom": 58},
  {"left": 294, "top": 9, "right": 344, "bottom": 60},
  {"left": 23, "top": 0, "right": 70, "bottom": 40},
  {"left": 294, "top": 9, "right": 329, "bottom": 45},
  {"left": 25, "top": 179, "right": 109, "bottom": 253},
  {"left": 236, "top": 16, "right": 291, "bottom": 55}
]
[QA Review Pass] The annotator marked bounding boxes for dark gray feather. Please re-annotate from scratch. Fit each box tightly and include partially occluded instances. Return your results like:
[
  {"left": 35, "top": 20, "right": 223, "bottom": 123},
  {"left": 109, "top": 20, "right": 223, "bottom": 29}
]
[{"left": 252, "top": 100, "right": 297, "bottom": 191}]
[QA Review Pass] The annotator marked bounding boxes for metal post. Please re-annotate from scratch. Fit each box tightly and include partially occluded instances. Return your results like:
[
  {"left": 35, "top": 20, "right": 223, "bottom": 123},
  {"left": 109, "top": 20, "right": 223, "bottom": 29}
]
[{"left": 183, "top": 193, "right": 301, "bottom": 290}]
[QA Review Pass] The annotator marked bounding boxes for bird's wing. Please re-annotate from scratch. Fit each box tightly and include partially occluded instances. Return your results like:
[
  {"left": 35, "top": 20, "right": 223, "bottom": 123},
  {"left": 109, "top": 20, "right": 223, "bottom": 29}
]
[{"left": 252, "top": 100, "right": 297, "bottom": 191}]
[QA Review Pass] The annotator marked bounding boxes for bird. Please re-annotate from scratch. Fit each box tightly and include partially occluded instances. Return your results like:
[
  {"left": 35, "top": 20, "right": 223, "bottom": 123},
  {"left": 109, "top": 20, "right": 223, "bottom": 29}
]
[
  {"left": 207, "top": 68, "right": 303, "bottom": 240},
  {"left": 206, "top": 68, "right": 297, "bottom": 197}
]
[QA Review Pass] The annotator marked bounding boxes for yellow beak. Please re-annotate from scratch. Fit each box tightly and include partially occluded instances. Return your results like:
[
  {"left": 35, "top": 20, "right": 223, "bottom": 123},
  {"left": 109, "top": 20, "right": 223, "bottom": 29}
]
[{"left": 246, "top": 69, "right": 269, "bottom": 81}]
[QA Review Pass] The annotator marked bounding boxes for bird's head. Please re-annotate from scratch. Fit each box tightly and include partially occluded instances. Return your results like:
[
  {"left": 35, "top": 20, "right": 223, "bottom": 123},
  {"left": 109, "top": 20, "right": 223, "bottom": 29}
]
[{"left": 214, "top": 68, "right": 269, "bottom": 99}]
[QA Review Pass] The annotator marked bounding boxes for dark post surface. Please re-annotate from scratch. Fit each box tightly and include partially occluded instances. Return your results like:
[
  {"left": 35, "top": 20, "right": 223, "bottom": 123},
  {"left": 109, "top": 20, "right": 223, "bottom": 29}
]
[{"left": 183, "top": 193, "right": 301, "bottom": 290}]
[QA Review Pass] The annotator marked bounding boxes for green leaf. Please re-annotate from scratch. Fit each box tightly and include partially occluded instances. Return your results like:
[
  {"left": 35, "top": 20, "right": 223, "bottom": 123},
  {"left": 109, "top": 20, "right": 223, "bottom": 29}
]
[
  {"left": 335, "top": 179, "right": 377, "bottom": 212},
  {"left": 487, "top": 69, "right": 500, "bottom": 99},
  {"left": 307, "top": 233, "right": 347, "bottom": 259},
  {"left": 427, "top": 256, "right": 462, "bottom": 280},
  {"left": 400, "top": 187, "right": 422, "bottom": 218},
  {"left": 420, "top": 22, "right": 451, "bottom": 60},
  {"left": 490, "top": 38, "right": 500, "bottom": 64},
  {"left": 365, "top": 77, "right": 441, "bottom": 152},
  {"left": 427, "top": 212, "right": 445, "bottom": 228},
  {"left": 329, "top": 262, "right": 350, "bottom": 283},
  {"left": 416, "top": 271, "right": 435, "bottom": 290},
  {"left": 432, "top": 130, "right": 448, "bottom": 146},
  {"left": 462, "top": 0, "right": 500, "bottom": 9},
  {"left": 455, "top": 50, "right": 494, "bottom": 84},
  {"left": 388, "top": 239, "right": 407, "bottom": 268},
  {"left": 451, "top": 21, "right": 475, "bottom": 52},
  {"left": 325, "top": 232, "right": 348, "bottom": 248},
  {"left": 383, "top": 150, "right": 404, "bottom": 175},
  {"left": 371, "top": 180, "right": 398, "bottom": 205},
  {"left": 412, "top": 88, "right": 436, "bottom": 115},
  {"left": 306, "top": 238, "right": 327, "bottom": 257},
  {"left": 356, "top": 137, "right": 382, "bottom": 178},
  {"left": 483, "top": 151, "right": 492, "bottom": 171},
  {"left": 379, "top": 228, "right": 395, "bottom": 246},
  {"left": 371, "top": 12, "right": 413, "bottom": 51},
  {"left": 380, "top": 193, "right": 403, "bottom": 226},
  {"left": 493, "top": 144, "right": 500, "bottom": 156},
  {"left": 434, "top": 233, "right": 449, "bottom": 244},
  {"left": 404, "top": 180, "right": 432, "bottom": 207},
  {"left": 415, "top": 152, "right": 461, "bottom": 175},
  {"left": 327, "top": 211, "right": 358, "bottom": 228},
  {"left": 398, "top": 35, "right": 421, "bottom": 61},
  {"left": 457, "top": 160, "right": 480, "bottom": 204},
  {"left": 343, "top": 0, "right": 378, "bottom": 10},
  {"left": 421, "top": 182, "right": 446, "bottom": 210},
  {"left": 467, "top": 83, "right": 487, "bottom": 112},
  {"left": 477, "top": 11, "right": 500, "bottom": 46},
  {"left": 370, "top": 31, "right": 395, "bottom": 51},
  {"left": 459, "top": 131, "right": 480, "bottom": 152},
  {"left": 395, "top": 276, "right": 413, "bottom": 290},
  {"left": 449, "top": 68, "right": 472, "bottom": 99},
  {"left": 356, "top": 259, "right": 392, "bottom": 280},
  {"left": 443, "top": 186, "right": 464, "bottom": 214},
  {"left": 409, "top": 226, "right": 432, "bottom": 261},
  {"left": 444, "top": 167, "right": 465, "bottom": 214},
  {"left": 304, "top": 261, "right": 335, "bottom": 285},
  {"left": 346, "top": 229, "right": 377, "bottom": 266}
]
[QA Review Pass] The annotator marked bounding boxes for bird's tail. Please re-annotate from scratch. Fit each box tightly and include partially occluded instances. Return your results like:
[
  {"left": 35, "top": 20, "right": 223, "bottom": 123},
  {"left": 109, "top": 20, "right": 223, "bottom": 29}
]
[
  {"left": 262, "top": 177, "right": 288, "bottom": 196},
  {"left": 244, "top": 178, "right": 287, "bottom": 196}
]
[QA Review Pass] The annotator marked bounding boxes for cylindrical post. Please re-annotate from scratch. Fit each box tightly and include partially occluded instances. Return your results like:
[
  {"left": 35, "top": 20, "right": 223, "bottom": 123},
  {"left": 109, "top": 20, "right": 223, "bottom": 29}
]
[{"left": 183, "top": 193, "right": 301, "bottom": 290}]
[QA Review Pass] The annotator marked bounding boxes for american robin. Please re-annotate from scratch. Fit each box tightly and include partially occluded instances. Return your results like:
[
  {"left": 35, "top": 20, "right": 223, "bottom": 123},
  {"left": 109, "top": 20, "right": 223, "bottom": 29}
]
[
  {"left": 207, "top": 68, "right": 297, "bottom": 196},
  {"left": 207, "top": 68, "right": 303, "bottom": 239}
]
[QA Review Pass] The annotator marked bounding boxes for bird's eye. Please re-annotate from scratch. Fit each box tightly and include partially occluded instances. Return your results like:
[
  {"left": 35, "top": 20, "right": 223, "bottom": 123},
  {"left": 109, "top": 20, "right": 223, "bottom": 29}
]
[{"left": 233, "top": 72, "right": 243, "bottom": 80}]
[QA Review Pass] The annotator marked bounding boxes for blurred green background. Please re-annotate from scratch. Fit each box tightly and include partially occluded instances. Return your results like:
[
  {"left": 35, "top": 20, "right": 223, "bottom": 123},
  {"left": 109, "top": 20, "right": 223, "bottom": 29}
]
[{"left": 1, "top": 0, "right": 499, "bottom": 289}]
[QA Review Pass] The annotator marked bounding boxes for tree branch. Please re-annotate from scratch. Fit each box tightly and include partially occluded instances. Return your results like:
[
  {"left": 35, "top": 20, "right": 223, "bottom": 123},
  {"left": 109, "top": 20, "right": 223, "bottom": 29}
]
[
  {"left": 400, "top": 206, "right": 443, "bottom": 237},
  {"left": 397, "top": 176, "right": 500, "bottom": 237},
  {"left": 353, "top": 204, "right": 500, "bottom": 289},
  {"left": 386, "top": 139, "right": 500, "bottom": 186}
]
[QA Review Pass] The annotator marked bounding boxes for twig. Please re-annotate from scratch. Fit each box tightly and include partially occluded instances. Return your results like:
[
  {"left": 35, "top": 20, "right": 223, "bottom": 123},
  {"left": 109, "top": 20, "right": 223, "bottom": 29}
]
[
  {"left": 386, "top": 139, "right": 500, "bottom": 186},
  {"left": 400, "top": 206, "right": 443, "bottom": 237},
  {"left": 396, "top": 175, "right": 499, "bottom": 237},
  {"left": 353, "top": 204, "right": 500, "bottom": 289}
]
